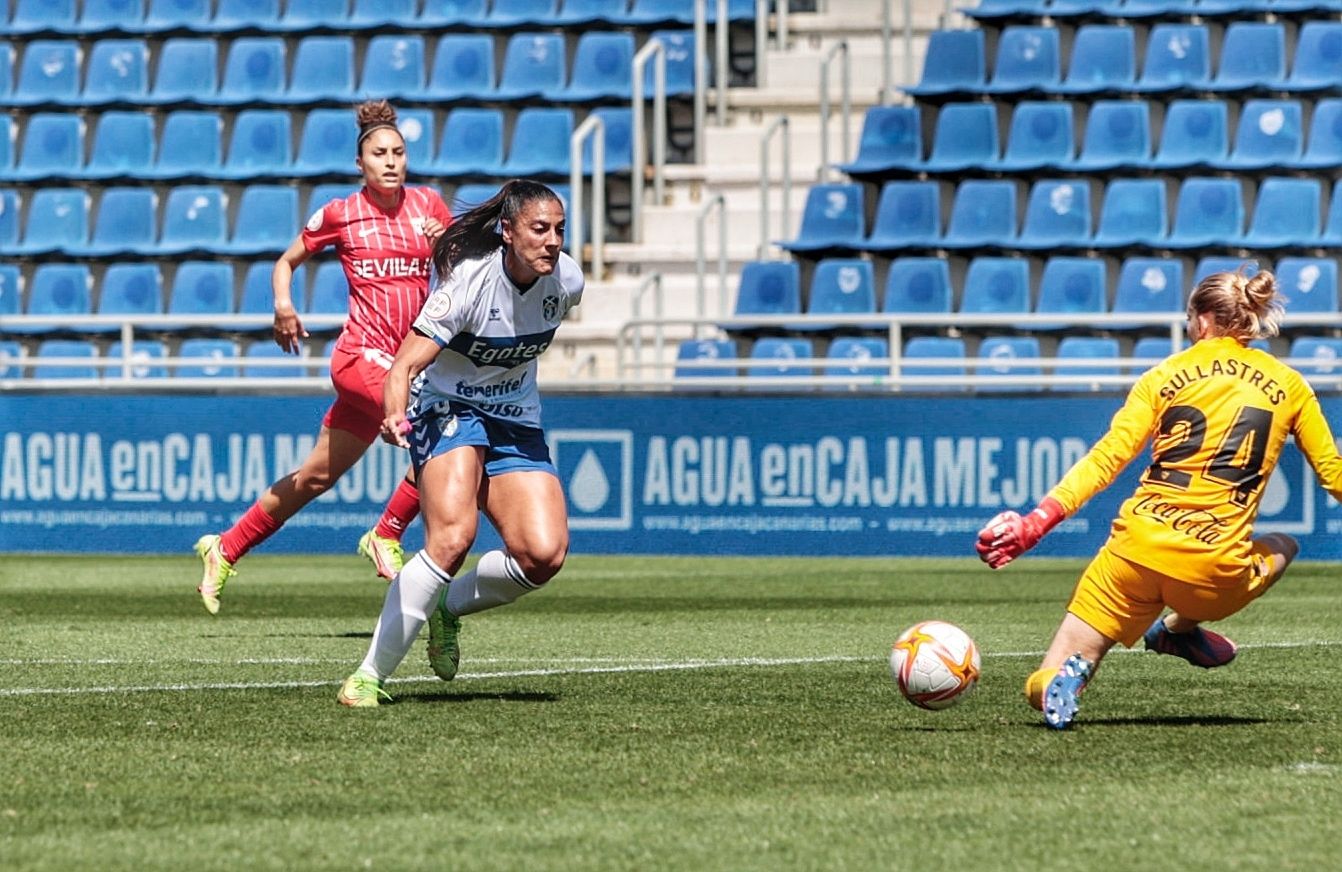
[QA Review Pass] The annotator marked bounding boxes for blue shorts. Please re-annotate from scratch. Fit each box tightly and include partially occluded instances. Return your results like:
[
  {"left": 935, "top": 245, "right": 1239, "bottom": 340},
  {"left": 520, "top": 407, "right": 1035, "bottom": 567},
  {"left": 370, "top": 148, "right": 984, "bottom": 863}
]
[{"left": 408, "top": 401, "right": 556, "bottom": 478}]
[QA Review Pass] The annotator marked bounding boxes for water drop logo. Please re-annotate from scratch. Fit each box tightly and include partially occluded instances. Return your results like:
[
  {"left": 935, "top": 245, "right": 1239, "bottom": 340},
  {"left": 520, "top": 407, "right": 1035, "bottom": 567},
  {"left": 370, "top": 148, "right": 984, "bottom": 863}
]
[
  {"left": 549, "top": 430, "right": 633, "bottom": 530},
  {"left": 570, "top": 450, "right": 610, "bottom": 512}
]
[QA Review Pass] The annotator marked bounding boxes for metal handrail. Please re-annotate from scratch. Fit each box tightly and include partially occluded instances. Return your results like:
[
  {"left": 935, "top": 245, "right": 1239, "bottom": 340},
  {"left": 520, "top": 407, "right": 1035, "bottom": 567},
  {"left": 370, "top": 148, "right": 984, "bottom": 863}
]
[
  {"left": 818, "top": 40, "right": 851, "bottom": 181},
  {"left": 631, "top": 37, "right": 667, "bottom": 244},
  {"left": 757, "top": 115, "right": 791, "bottom": 260},
  {"left": 621, "top": 272, "right": 666, "bottom": 380},
  {"left": 569, "top": 112, "right": 606, "bottom": 278},
  {"left": 694, "top": 193, "right": 729, "bottom": 333}
]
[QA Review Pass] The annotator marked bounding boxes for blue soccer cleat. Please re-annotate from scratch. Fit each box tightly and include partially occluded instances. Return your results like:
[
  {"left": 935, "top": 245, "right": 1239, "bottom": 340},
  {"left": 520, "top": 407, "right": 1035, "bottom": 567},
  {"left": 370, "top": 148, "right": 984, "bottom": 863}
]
[
  {"left": 1143, "top": 618, "right": 1237, "bottom": 669},
  {"left": 1043, "top": 653, "right": 1094, "bottom": 730}
]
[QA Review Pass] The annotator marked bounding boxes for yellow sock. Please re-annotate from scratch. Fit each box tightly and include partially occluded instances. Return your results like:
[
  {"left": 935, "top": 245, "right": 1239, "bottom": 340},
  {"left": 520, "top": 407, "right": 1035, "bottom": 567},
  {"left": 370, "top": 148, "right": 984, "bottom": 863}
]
[{"left": 1024, "top": 667, "right": 1056, "bottom": 711}]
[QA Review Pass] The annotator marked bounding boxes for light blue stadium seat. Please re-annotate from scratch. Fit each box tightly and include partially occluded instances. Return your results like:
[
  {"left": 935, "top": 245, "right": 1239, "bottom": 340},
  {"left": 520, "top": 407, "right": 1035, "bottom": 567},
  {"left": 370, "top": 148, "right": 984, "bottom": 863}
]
[
  {"left": 1048, "top": 24, "right": 1135, "bottom": 96},
  {"left": 861, "top": 181, "right": 942, "bottom": 253},
  {"left": 397, "top": 108, "right": 435, "bottom": 169},
  {"left": 106, "top": 339, "right": 167, "bottom": 378},
  {"left": 780, "top": 183, "right": 866, "bottom": 255},
  {"left": 1073, "top": 100, "right": 1151, "bottom": 172},
  {"left": 1111, "top": 258, "right": 1183, "bottom": 330},
  {"left": 500, "top": 107, "right": 574, "bottom": 176},
  {"left": 225, "top": 186, "right": 297, "bottom": 256},
  {"left": 13, "top": 188, "right": 89, "bottom": 255},
  {"left": 923, "top": 102, "right": 999, "bottom": 173},
  {"left": 79, "top": 0, "right": 147, "bottom": 32},
  {"left": 1324, "top": 184, "right": 1342, "bottom": 247},
  {"left": 975, "top": 336, "right": 1042, "bottom": 391},
  {"left": 1296, "top": 99, "right": 1342, "bottom": 171},
  {"left": 425, "top": 34, "right": 495, "bottom": 100},
  {"left": 1193, "top": 257, "right": 1259, "bottom": 286},
  {"left": 177, "top": 338, "right": 240, "bottom": 377},
  {"left": 901, "top": 336, "right": 967, "bottom": 392},
  {"left": 277, "top": 0, "right": 350, "bottom": 30},
  {"left": 0, "top": 117, "right": 11, "bottom": 173},
  {"left": 1288, "top": 337, "right": 1342, "bottom": 377},
  {"left": 140, "top": 0, "right": 212, "bottom": 31},
  {"left": 222, "top": 109, "right": 292, "bottom": 178},
  {"left": 1095, "top": 178, "right": 1170, "bottom": 248},
  {"left": 216, "top": 38, "right": 286, "bottom": 104},
  {"left": 963, "top": 0, "right": 1053, "bottom": 21},
  {"left": 673, "top": 338, "right": 738, "bottom": 380},
  {"left": 347, "top": 0, "right": 416, "bottom": 26},
  {"left": 433, "top": 108, "right": 505, "bottom": 176},
  {"left": 77, "top": 187, "right": 158, "bottom": 255},
  {"left": 838, "top": 106, "right": 922, "bottom": 177},
  {"left": 294, "top": 109, "right": 357, "bottom": 176},
  {"left": 33, "top": 339, "right": 99, "bottom": 379},
  {"left": 80, "top": 39, "right": 148, "bottom": 105},
  {"left": 419, "top": 0, "right": 490, "bottom": 26},
  {"left": 0, "top": 190, "right": 15, "bottom": 249},
  {"left": 0, "top": 266, "right": 20, "bottom": 319},
  {"left": 150, "top": 110, "right": 223, "bottom": 179},
  {"left": 1236, "top": 178, "right": 1321, "bottom": 249},
  {"left": 905, "top": 30, "right": 986, "bottom": 98},
  {"left": 1213, "top": 99, "right": 1303, "bottom": 171},
  {"left": 994, "top": 101, "right": 1074, "bottom": 172},
  {"left": 1016, "top": 179, "right": 1091, "bottom": 250},
  {"left": 1167, "top": 177, "right": 1244, "bottom": 249},
  {"left": 147, "top": 38, "right": 217, "bottom": 104},
  {"left": 13, "top": 113, "right": 84, "bottom": 181},
  {"left": 985, "top": 26, "right": 1061, "bottom": 94},
  {"left": 0, "top": 44, "right": 12, "bottom": 102},
  {"left": 1130, "top": 335, "right": 1187, "bottom": 371},
  {"left": 360, "top": 35, "right": 426, "bottom": 100},
  {"left": 244, "top": 340, "right": 307, "bottom": 377},
  {"left": 287, "top": 37, "right": 355, "bottom": 103},
  {"left": 747, "top": 337, "right": 814, "bottom": 386},
  {"left": 551, "top": 32, "right": 636, "bottom": 102},
  {"left": 942, "top": 180, "right": 1018, "bottom": 251},
  {"left": 12, "top": 41, "right": 80, "bottom": 106},
  {"left": 1031, "top": 257, "right": 1107, "bottom": 330},
  {"left": 961, "top": 257, "right": 1031, "bottom": 317},
  {"left": 824, "top": 336, "right": 888, "bottom": 383},
  {"left": 883, "top": 258, "right": 952, "bottom": 315},
  {"left": 583, "top": 107, "right": 634, "bottom": 174},
  {"left": 1053, "top": 336, "right": 1120, "bottom": 392},
  {"left": 730, "top": 260, "right": 802, "bottom": 330},
  {"left": 167, "top": 261, "right": 234, "bottom": 326},
  {"left": 14, "top": 265, "right": 92, "bottom": 335},
  {"left": 93, "top": 263, "right": 163, "bottom": 334},
  {"left": 306, "top": 184, "right": 359, "bottom": 218},
  {"left": 0, "top": 340, "right": 24, "bottom": 379},
  {"left": 1151, "top": 99, "right": 1229, "bottom": 169},
  {"left": 1210, "top": 22, "right": 1286, "bottom": 93},
  {"left": 8, "top": 0, "right": 77, "bottom": 34},
  {"left": 644, "top": 30, "right": 696, "bottom": 97},
  {"left": 496, "top": 33, "right": 567, "bottom": 101},
  {"left": 624, "top": 0, "right": 756, "bottom": 24},
  {"left": 208, "top": 0, "right": 282, "bottom": 31},
  {"left": 556, "top": 0, "right": 634, "bottom": 22},
  {"left": 85, "top": 111, "right": 154, "bottom": 180},
  {"left": 307, "top": 262, "right": 349, "bottom": 317},
  {"left": 239, "top": 262, "right": 303, "bottom": 332},
  {"left": 157, "top": 186, "right": 228, "bottom": 255},
  {"left": 1286, "top": 22, "right": 1342, "bottom": 93},
  {"left": 451, "top": 184, "right": 502, "bottom": 212},
  {"left": 1275, "top": 259, "right": 1338, "bottom": 317},
  {"left": 483, "top": 0, "right": 562, "bottom": 25},
  {"left": 1135, "top": 24, "right": 1211, "bottom": 93},
  {"left": 800, "top": 259, "right": 876, "bottom": 332}
]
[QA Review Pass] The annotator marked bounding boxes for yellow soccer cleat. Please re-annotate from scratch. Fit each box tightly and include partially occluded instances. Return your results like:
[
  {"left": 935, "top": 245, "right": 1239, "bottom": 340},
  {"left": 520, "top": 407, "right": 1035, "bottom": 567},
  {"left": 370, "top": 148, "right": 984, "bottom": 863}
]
[
  {"left": 194, "top": 534, "right": 236, "bottom": 615},
  {"left": 357, "top": 530, "right": 405, "bottom": 581},
  {"left": 337, "top": 672, "right": 391, "bottom": 707}
]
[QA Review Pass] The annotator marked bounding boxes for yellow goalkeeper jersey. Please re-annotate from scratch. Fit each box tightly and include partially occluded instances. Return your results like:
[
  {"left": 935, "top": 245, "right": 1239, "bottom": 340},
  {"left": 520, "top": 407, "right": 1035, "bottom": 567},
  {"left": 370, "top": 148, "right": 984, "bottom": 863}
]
[{"left": 1049, "top": 336, "right": 1342, "bottom": 586}]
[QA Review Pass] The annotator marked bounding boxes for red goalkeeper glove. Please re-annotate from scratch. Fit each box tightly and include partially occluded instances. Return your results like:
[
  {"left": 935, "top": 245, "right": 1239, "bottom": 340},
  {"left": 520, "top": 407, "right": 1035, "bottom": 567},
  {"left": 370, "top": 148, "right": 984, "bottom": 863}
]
[{"left": 975, "top": 497, "right": 1066, "bottom": 570}]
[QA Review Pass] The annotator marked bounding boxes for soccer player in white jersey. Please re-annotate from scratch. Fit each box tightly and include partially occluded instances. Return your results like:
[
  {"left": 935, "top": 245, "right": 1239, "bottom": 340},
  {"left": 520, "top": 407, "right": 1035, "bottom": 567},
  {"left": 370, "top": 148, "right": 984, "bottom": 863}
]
[
  {"left": 192, "top": 100, "right": 453, "bottom": 614},
  {"left": 338, "top": 179, "right": 584, "bottom": 706}
]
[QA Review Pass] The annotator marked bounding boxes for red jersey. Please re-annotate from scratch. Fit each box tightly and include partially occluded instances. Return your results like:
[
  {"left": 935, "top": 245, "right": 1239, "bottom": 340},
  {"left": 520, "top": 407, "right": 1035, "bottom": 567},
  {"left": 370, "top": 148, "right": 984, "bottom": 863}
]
[{"left": 302, "top": 185, "right": 452, "bottom": 360}]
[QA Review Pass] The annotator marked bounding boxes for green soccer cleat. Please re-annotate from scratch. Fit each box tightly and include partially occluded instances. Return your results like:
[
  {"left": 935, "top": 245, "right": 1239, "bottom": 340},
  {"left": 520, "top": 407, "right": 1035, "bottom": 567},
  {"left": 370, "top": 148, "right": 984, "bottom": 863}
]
[
  {"left": 337, "top": 671, "right": 391, "bottom": 707},
  {"left": 426, "top": 587, "right": 462, "bottom": 682},
  {"left": 358, "top": 530, "right": 405, "bottom": 581},
  {"left": 194, "top": 534, "right": 236, "bottom": 615}
]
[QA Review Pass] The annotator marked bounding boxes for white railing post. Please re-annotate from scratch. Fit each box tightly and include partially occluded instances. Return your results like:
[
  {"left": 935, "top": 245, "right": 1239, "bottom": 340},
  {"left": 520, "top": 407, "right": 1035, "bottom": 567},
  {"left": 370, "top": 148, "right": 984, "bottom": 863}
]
[
  {"left": 695, "top": 193, "right": 728, "bottom": 332},
  {"left": 694, "top": 0, "right": 707, "bottom": 163},
  {"left": 570, "top": 113, "right": 606, "bottom": 278},
  {"left": 758, "top": 115, "right": 791, "bottom": 260},
  {"left": 818, "top": 40, "right": 851, "bottom": 181},
  {"left": 630, "top": 272, "right": 665, "bottom": 380},
  {"left": 631, "top": 37, "right": 667, "bottom": 243}
]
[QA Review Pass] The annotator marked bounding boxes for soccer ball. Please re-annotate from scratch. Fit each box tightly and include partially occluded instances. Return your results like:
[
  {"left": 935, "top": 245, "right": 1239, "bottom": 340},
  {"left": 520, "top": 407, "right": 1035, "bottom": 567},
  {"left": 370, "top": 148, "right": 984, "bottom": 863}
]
[{"left": 888, "top": 620, "right": 981, "bottom": 710}]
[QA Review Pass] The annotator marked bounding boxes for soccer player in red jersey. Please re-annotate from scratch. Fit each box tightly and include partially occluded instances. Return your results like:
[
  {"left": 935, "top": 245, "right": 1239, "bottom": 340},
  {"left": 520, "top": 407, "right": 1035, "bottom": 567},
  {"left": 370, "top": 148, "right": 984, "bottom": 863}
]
[{"left": 193, "top": 100, "right": 453, "bottom": 614}]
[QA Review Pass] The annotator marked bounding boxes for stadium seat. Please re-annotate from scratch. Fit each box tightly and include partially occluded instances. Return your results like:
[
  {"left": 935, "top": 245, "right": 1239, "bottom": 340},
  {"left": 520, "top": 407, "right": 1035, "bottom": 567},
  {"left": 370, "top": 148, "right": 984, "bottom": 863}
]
[
  {"left": 11, "top": 40, "right": 80, "bottom": 106},
  {"left": 0, "top": 265, "right": 20, "bottom": 319},
  {"left": 286, "top": 37, "right": 355, "bottom": 104},
  {"left": 176, "top": 338, "right": 240, "bottom": 377},
  {"left": 900, "top": 335, "right": 968, "bottom": 392},
  {"left": 1213, "top": 100, "right": 1303, "bottom": 170},
  {"left": 1047, "top": 24, "right": 1135, "bottom": 96},
  {"left": 277, "top": 0, "right": 349, "bottom": 30},
  {"left": 975, "top": 336, "right": 1042, "bottom": 391},
  {"left": 824, "top": 336, "right": 888, "bottom": 383},
  {"left": 93, "top": 263, "right": 163, "bottom": 333},
  {"left": 1032, "top": 257, "right": 1107, "bottom": 330},
  {"left": 496, "top": 32, "right": 567, "bottom": 101},
  {"left": 0, "top": 340, "right": 24, "bottom": 379},
  {"left": 80, "top": 39, "right": 148, "bottom": 105},
  {"left": 1296, "top": 100, "right": 1342, "bottom": 170},
  {"left": 75, "top": 0, "right": 146, "bottom": 33},
  {"left": 13, "top": 188, "right": 89, "bottom": 255},
  {"left": 418, "top": 0, "right": 490, "bottom": 26},
  {"left": 157, "top": 186, "right": 228, "bottom": 255},
  {"left": 960, "top": 257, "right": 1031, "bottom": 316},
  {"left": 9, "top": 0, "right": 77, "bottom": 33},
  {"left": 0, "top": 189, "right": 15, "bottom": 249},
  {"left": 1324, "top": 184, "right": 1342, "bottom": 247},
  {"left": 307, "top": 262, "right": 349, "bottom": 317},
  {"left": 0, "top": 117, "right": 10, "bottom": 173},
  {"left": 1151, "top": 99, "right": 1229, "bottom": 169},
  {"left": 553, "top": 0, "right": 630, "bottom": 23},
  {"left": 294, "top": 109, "right": 357, "bottom": 176},
  {"left": 922, "top": 102, "right": 999, "bottom": 173},
  {"left": 905, "top": 30, "right": 986, "bottom": 98},
  {"left": 305, "top": 185, "right": 358, "bottom": 220},
  {"left": 450, "top": 183, "right": 502, "bottom": 212},
  {"left": 347, "top": 0, "right": 416, "bottom": 27},
  {"left": 747, "top": 337, "right": 814, "bottom": 385},
  {"left": 1131, "top": 335, "right": 1186, "bottom": 370},
  {"left": 85, "top": 111, "right": 154, "bottom": 179},
  {"left": 985, "top": 26, "right": 1061, "bottom": 95},
  {"left": 500, "top": 107, "right": 574, "bottom": 177},
  {"left": 239, "top": 261, "right": 303, "bottom": 330},
  {"left": 221, "top": 109, "right": 292, "bottom": 179},
  {"left": 13, "top": 264, "right": 92, "bottom": 335},
  {"left": 106, "top": 339, "right": 168, "bottom": 379},
  {"left": 780, "top": 183, "right": 866, "bottom": 255},
  {"left": 150, "top": 110, "right": 223, "bottom": 179},
  {"left": 0, "top": 43, "right": 12, "bottom": 101},
  {"left": 147, "top": 38, "right": 218, "bottom": 105},
  {"left": 800, "top": 259, "right": 876, "bottom": 331},
  {"left": 839, "top": 106, "right": 922, "bottom": 177},
  {"left": 1072, "top": 100, "right": 1152, "bottom": 172},
  {"left": 1016, "top": 179, "right": 1092, "bottom": 250},
  {"left": 673, "top": 338, "right": 737, "bottom": 380},
  {"left": 208, "top": 0, "right": 282, "bottom": 31},
  {"left": 993, "top": 102, "right": 1075, "bottom": 172},
  {"left": 644, "top": 30, "right": 696, "bottom": 97},
  {"left": 12, "top": 113, "right": 84, "bottom": 181},
  {"left": 424, "top": 34, "right": 496, "bottom": 100},
  {"left": 550, "top": 32, "right": 636, "bottom": 102},
  {"left": 244, "top": 340, "right": 308, "bottom": 377},
  {"left": 216, "top": 38, "right": 286, "bottom": 104},
  {"left": 167, "top": 261, "right": 234, "bottom": 326},
  {"left": 483, "top": 0, "right": 563, "bottom": 26},
  {"left": 1194, "top": 257, "right": 1259, "bottom": 287},
  {"left": 1095, "top": 178, "right": 1170, "bottom": 248},
  {"left": 1135, "top": 24, "right": 1211, "bottom": 93},
  {"left": 1209, "top": 23, "right": 1286, "bottom": 93},
  {"left": 624, "top": 0, "right": 756, "bottom": 24},
  {"left": 1286, "top": 22, "right": 1342, "bottom": 93},
  {"left": 1236, "top": 177, "right": 1322, "bottom": 249},
  {"left": 1167, "top": 177, "right": 1244, "bottom": 249},
  {"left": 1110, "top": 258, "right": 1183, "bottom": 330},
  {"left": 582, "top": 107, "right": 635, "bottom": 174},
  {"left": 1053, "top": 336, "right": 1120, "bottom": 392},
  {"left": 225, "top": 186, "right": 297, "bottom": 256},
  {"left": 432, "top": 108, "right": 505, "bottom": 176},
  {"left": 730, "top": 260, "right": 802, "bottom": 331},
  {"left": 360, "top": 35, "right": 426, "bottom": 100},
  {"left": 1288, "top": 337, "right": 1342, "bottom": 377},
  {"left": 396, "top": 108, "right": 435, "bottom": 169},
  {"left": 942, "top": 180, "right": 1018, "bottom": 251},
  {"left": 1275, "top": 258, "right": 1338, "bottom": 317},
  {"left": 32, "top": 339, "right": 99, "bottom": 379},
  {"left": 962, "top": 0, "right": 1052, "bottom": 21},
  {"left": 860, "top": 181, "right": 942, "bottom": 253},
  {"left": 140, "top": 0, "right": 211, "bottom": 31},
  {"left": 883, "top": 258, "right": 952, "bottom": 315},
  {"left": 77, "top": 187, "right": 158, "bottom": 255}
]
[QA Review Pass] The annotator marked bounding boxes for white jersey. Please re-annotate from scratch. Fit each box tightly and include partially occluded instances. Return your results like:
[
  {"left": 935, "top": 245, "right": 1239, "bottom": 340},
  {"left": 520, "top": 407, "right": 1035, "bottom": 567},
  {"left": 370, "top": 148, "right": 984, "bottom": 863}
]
[{"left": 411, "top": 248, "right": 584, "bottom": 427}]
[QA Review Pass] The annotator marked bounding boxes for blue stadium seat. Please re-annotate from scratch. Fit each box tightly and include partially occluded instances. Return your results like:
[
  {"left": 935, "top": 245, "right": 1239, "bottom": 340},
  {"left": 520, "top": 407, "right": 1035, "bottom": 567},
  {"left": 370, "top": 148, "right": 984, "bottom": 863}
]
[
  {"left": 0, "top": 266, "right": 20, "bottom": 319},
  {"left": 1275, "top": 258, "right": 1338, "bottom": 317},
  {"left": 1324, "top": 184, "right": 1342, "bottom": 247},
  {"left": 425, "top": 34, "right": 496, "bottom": 100},
  {"left": 901, "top": 336, "right": 967, "bottom": 392},
  {"left": 244, "top": 340, "right": 308, "bottom": 377},
  {"left": 221, "top": 109, "right": 292, "bottom": 179},
  {"left": 1016, "top": 179, "right": 1092, "bottom": 250},
  {"left": 33, "top": 339, "right": 99, "bottom": 379},
  {"left": 1297, "top": 99, "right": 1342, "bottom": 170},
  {"left": 277, "top": 0, "right": 349, "bottom": 30},
  {"left": 496, "top": 33, "right": 567, "bottom": 101},
  {"left": 157, "top": 186, "right": 228, "bottom": 255},
  {"left": 0, "top": 189, "right": 15, "bottom": 249},
  {"left": 0, "top": 116, "right": 11, "bottom": 173},
  {"left": 79, "top": 0, "right": 146, "bottom": 32},
  {"left": 1193, "top": 257, "right": 1259, "bottom": 287},
  {"left": 0, "top": 340, "right": 24, "bottom": 379},
  {"left": 12, "top": 40, "right": 80, "bottom": 106},
  {"left": 239, "top": 262, "right": 303, "bottom": 330},
  {"left": 1167, "top": 177, "right": 1244, "bottom": 249},
  {"left": 451, "top": 184, "right": 502, "bottom": 212},
  {"left": 13, "top": 188, "right": 89, "bottom": 255},
  {"left": 1053, "top": 336, "right": 1120, "bottom": 392},
  {"left": 106, "top": 339, "right": 168, "bottom": 379},
  {"left": 8, "top": 0, "right": 77, "bottom": 35},
  {"left": 215, "top": 37, "right": 286, "bottom": 104},
  {"left": 1095, "top": 178, "right": 1170, "bottom": 248},
  {"left": 861, "top": 181, "right": 942, "bottom": 253},
  {"left": 961, "top": 257, "right": 1030, "bottom": 317},
  {"left": 673, "top": 338, "right": 738, "bottom": 380},
  {"left": 883, "top": 258, "right": 952, "bottom": 315},
  {"left": 730, "top": 260, "right": 802, "bottom": 329},
  {"left": 397, "top": 108, "right": 435, "bottom": 169},
  {"left": 147, "top": 38, "right": 218, "bottom": 104},
  {"left": 993, "top": 101, "right": 1074, "bottom": 172},
  {"left": 286, "top": 37, "right": 355, "bottom": 103},
  {"left": 942, "top": 180, "right": 1018, "bottom": 251},
  {"left": 1111, "top": 258, "right": 1183, "bottom": 329},
  {"left": 360, "top": 35, "right": 426, "bottom": 100},
  {"left": 1213, "top": 99, "right": 1303, "bottom": 171},
  {"left": 93, "top": 263, "right": 163, "bottom": 333},
  {"left": 150, "top": 110, "right": 223, "bottom": 179},
  {"left": 975, "top": 336, "right": 1042, "bottom": 391},
  {"left": 418, "top": 0, "right": 489, "bottom": 26},
  {"left": 962, "top": 0, "right": 1052, "bottom": 22},
  {"left": 307, "top": 262, "right": 349, "bottom": 316},
  {"left": 306, "top": 184, "right": 359, "bottom": 218},
  {"left": 1131, "top": 335, "right": 1187, "bottom": 370},
  {"left": 824, "top": 336, "right": 888, "bottom": 383},
  {"left": 1286, "top": 22, "right": 1342, "bottom": 93},
  {"left": 922, "top": 103, "right": 999, "bottom": 173},
  {"left": 644, "top": 30, "right": 696, "bottom": 97},
  {"left": 985, "top": 26, "right": 1061, "bottom": 94},
  {"left": 0, "top": 44, "right": 12, "bottom": 102},
  {"left": 14, "top": 265, "right": 92, "bottom": 335},
  {"left": 84, "top": 111, "right": 154, "bottom": 180},
  {"left": 12, "top": 113, "right": 84, "bottom": 181},
  {"left": 1047, "top": 24, "right": 1135, "bottom": 96},
  {"left": 483, "top": 0, "right": 562, "bottom": 26},
  {"left": 582, "top": 107, "right": 635, "bottom": 174},
  {"left": 1073, "top": 100, "right": 1152, "bottom": 172},
  {"left": 800, "top": 259, "right": 876, "bottom": 331},
  {"left": 1135, "top": 24, "right": 1211, "bottom": 93},
  {"left": 177, "top": 338, "right": 240, "bottom": 377},
  {"left": 1032, "top": 257, "right": 1107, "bottom": 330},
  {"left": 433, "top": 108, "right": 505, "bottom": 176},
  {"left": 208, "top": 0, "right": 282, "bottom": 31},
  {"left": 347, "top": 0, "right": 416, "bottom": 27},
  {"left": 905, "top": 30, "right": 986, "bottom": 98},
  {"left": 1288, "top": 337, "right": 1342, "bottom": 377},
  {"left": 780, "top": 183, "right": 866, "bottom": 255},
  {"left": 168, "top": 261, "right": 234, "bottom": 324},
  {"left": 747, "top": 337, "right": 814, "bottom": 385},
  {"left": 1209, "top": 23, "right": 1286, "bottom": 93},
  {"left": 294, "top": 109, "right": 357, "bottom": 176},
  {"left": 624, "top": 0, "right": 755, "bottom": 24},
  {"left": 1151, "top": 100, "right": 1229, "bottom": 170},
  {"left": 839, "top": 105, "right": 922, "bottom": 177},
  {"left": 80, "top": 39, "right": 149, "bottom": 105},
  {"left": 77, "top": 187, "right": 158, "bottom": 255},
  {"left": 555, "top": 0, "right": 632, "bottom": 23},
  {"left": 140, "top": 0, "right": 212, "bottom": 31},
  {"left": 225, "top": 186, "right": 297, "bottom": 256},
  {"left": 500, "top": 107, "right": 574, "bottom": 177},
  {"left": 550, "top": 32, "right": 636, "bottom": 102},
  {"left": 1236, "top": 177, "right": 1321, "bottom": 249}
]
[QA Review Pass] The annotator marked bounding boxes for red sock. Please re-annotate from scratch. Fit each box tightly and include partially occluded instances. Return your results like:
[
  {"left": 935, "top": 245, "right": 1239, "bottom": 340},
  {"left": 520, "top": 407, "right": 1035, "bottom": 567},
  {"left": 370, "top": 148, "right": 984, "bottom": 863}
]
[
  {"left": 219, "top": 503, "right": 284, "bottom": 562},
  {"left": 374, "top": 480, "right": 420, "bottom": 541}
]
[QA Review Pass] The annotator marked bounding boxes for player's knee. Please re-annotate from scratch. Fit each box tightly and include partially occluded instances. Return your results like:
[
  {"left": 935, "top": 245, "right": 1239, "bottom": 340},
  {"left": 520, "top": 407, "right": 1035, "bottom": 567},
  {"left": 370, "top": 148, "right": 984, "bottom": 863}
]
[
  {"left": 515, "top": 539, "right": 568, "bottom": 585},
  {"left": 423, "top": 527, "right": 475, "bottom": 575},
  {"left": 1261, "top": 532, "right": 1300, "bottom": 569}
]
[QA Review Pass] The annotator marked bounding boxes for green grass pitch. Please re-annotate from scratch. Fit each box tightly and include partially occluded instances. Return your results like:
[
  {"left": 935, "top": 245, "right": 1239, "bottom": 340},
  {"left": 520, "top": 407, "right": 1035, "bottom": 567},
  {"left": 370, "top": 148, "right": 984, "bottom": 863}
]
[{"left": 2, "top": 553, "right": 1340, "bottom": 871}]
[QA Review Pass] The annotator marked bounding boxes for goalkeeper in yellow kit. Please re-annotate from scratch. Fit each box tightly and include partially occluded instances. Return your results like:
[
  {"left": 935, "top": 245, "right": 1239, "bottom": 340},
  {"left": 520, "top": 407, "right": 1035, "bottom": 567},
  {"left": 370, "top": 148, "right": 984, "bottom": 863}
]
[{"left": 975, "top": 267, "right": 1342, "bottom": 729}]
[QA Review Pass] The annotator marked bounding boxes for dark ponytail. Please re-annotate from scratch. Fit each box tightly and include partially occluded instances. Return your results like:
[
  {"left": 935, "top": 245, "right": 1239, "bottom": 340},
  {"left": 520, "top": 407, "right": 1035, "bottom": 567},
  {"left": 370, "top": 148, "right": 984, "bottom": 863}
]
[{"left": 433, "top": 179, "right": 563, "bottom": 280}]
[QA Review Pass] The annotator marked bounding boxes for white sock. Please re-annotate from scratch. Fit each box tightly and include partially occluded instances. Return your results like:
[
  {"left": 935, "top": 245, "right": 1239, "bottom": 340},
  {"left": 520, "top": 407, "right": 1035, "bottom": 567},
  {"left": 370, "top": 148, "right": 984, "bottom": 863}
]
[
  {"left": 445, "top": 549, "right": 540, "bottom": 617},
  {"left": 358, "top": 550, "right": 450, "bottom": 680}
]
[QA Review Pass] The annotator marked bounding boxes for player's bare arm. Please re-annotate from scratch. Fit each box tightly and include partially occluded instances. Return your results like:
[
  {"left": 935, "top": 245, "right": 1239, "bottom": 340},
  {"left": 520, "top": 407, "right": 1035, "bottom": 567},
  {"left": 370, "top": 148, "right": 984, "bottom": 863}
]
[
  {"left": 380, "top": 329, "right": 441, "bottom": 447},
  {"left": 271, "top": 237, "right": 315, "bottom": 354}
]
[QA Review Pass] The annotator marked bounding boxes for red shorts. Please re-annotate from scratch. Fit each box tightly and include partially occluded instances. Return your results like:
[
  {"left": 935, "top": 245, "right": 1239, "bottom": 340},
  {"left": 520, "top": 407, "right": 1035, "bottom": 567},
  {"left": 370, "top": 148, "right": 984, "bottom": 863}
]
[{"left": 323, "top": 344, "right": 395, "bottom": 443}]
